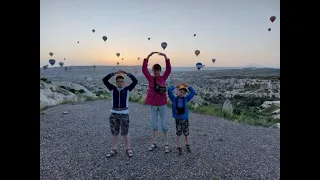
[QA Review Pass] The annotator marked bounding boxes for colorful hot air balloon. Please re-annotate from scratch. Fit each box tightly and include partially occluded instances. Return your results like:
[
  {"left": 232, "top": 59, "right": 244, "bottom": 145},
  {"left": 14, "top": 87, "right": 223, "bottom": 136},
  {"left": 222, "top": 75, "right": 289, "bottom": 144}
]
[
  {"left": 59, "top": 62, "right": 64, "bottom": 67},
  {"left": 148, "top": 37, "right": 150, "bottom": 40},
  {"left": 212, "top": 59, "right": 216, "bottom": 63},
  {"left": 92, "top": 29, "right": 95, "bottom": 33},
  {"left": 49, "top": 52, "right": 53, "bottom": 57},
  {"left": 195, "top": 50, "right": 200, "bottom": 56},
  {"left": 77, "top": 41, "right": 79, "bottom": 43},
  {"left": 64, "top": 58, "right": 66, "bottom": 60},
  {"left": 137, "top": 57, "right": 140, "bottom": 60},
  {"left": 161, "top": 42, "right": 167, "bottom": 50},
  {"left": 194, "top": 34, "right": 196, "bottom": 37},
  {"left": 102, "top": 36, "right": 107, "bottom": 42},
  {"left": 270, "top": 16, "right": 276, "bottom": 23},
  {"left": 116, "top": 53, "right": 120, "bottom": 57},
  {"left": 49, "top": 59, "right": 56, "bottom": 66},
  {"left": 196, "top": 62, "right": 203, "bottom": 70},
  {"left": 268, "top": 28, "right": 271, "bottom": 31},
  {"left": 122, "top": 58, "right": 124, "bottom": 60}
]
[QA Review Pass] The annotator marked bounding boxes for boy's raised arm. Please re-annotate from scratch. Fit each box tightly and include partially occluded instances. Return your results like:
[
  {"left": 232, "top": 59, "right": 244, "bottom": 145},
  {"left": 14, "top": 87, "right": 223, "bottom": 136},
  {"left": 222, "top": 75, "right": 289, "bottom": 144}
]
[
  {"left": 102, "top": 72, "right": 116, "bottom": 91},
  {"left": 186, "top": 86, "right": 195, "bottom": 102},
  {"left": 125, "top": 73, "right": 138, "bottom": 91},
  {"left": 168, "top": 86, "right": 176, "bottom": 102}
]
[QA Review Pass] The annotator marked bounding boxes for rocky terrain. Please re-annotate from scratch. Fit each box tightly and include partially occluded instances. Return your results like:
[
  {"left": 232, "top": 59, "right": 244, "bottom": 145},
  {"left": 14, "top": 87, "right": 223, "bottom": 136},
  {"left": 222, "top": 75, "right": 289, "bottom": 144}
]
[{"left": 40, "top": 66, "right": 280, "bottom": 125}]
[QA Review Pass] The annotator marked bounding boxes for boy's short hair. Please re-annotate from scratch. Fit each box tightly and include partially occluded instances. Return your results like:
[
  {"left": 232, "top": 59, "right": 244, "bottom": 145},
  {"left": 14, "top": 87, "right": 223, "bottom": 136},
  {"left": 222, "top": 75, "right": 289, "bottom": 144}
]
[
  {"left": 179, "top": 88, "right": 188, "bottom": 93},
  {"left": 116, "top": 75, "right": 124, "bottom": 81}
]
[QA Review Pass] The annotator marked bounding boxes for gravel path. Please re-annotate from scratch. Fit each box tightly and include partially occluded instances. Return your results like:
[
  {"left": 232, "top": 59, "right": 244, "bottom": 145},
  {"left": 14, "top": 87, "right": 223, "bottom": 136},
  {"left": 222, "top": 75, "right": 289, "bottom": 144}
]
[{"left": 40, "top": 100, "right": 280, "bottom": 180}]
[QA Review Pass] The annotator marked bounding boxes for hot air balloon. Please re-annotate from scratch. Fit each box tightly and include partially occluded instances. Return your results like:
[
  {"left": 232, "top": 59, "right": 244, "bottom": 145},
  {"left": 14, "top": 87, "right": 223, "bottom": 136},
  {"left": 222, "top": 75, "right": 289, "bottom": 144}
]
[
  {"left": 268, "top": 28, "right": 271, "bottom": 32},
  {"left": 212, "top": 59, "right": 216, "bottom": 63},
  {"left": 102, "top": 36, "right": 107, "bottom": 42},
  {"left": 64, "top": 58, "right": 66, "bottom": 60},
  {"left": 49, "top": 52, "right": 53, "bottom": 57},
  {"left": 117, "top": 62, "right": 119, "bottom": 66},
  {"left": 148, "top": 37, "right": 150, "bottom": 40},
  {"left": 43, "top": 65, "right": 48, "bottom": 70},
  {"left": 196, "top": 62, "right": 203, "bottom": 70},
  {"left": 92, "top": 29, "right": 95, "bottom": 33},
  {"left": 49, "top": 59, "right": 56, "bottom": 66},
  {"left": 161, "top": 42, "right": 167, "bottom": 50},
  {"left": 270, "top": 16, "right": 276, "bottom": 23},
  {"left": 93, "top": 65, "right": 96, "bottom": 69},
  {"left": 122, "top": 58, "right": 124, "bottom": 60},
  {"left": 116, "top": 53, "right": 120, "bottom": 57},
  {"left": 195, "top": 50, "right": 200, "bottom": 56},
  {"left": 77, "top": 41, "right": 79, "bottom": 43},
  {"left": 59, "top": 62, "right": 64, "bottom": 67},
  {"left": 194, "top": 34, "right": 196, "bottom": 37},
  {"left": 137, "top": 57, "right": 140, "bottom": 60}
]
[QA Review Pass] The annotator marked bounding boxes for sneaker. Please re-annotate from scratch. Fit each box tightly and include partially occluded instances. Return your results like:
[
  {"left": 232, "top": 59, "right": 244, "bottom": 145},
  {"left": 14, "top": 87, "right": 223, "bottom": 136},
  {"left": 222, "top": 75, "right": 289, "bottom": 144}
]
[
  {"left": 177, "top": 147, "right": 182, "bottom": 155},
  {"left": 186, "top": 144, "right": 191, "bottom": 152}
]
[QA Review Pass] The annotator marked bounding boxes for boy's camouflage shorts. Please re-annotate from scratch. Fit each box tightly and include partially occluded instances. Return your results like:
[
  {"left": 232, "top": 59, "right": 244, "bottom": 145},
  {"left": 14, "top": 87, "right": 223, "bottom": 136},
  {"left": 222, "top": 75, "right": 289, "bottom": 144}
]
[
  {"left": 109, "top": 113, "right": 129, "bottom": 136},
  {"left": 175, "top": 119, "right": 189, "bottom": 136}
]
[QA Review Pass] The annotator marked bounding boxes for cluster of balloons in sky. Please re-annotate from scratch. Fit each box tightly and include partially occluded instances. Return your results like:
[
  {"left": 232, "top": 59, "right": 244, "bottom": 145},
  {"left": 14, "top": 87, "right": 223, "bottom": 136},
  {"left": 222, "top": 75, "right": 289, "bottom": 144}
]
[
  {"left": 268, "top": 16, "right": 277, "bottom": 32},
  {"left": 43, "top": 16, "right": 277, "bottom": 71}
]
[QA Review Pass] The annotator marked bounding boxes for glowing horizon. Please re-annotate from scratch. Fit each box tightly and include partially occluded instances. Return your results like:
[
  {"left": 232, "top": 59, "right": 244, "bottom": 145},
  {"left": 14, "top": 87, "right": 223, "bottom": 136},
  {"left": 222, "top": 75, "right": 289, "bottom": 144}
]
[{"left": 40, "top": 0, "right": 280, "bottom": 68}]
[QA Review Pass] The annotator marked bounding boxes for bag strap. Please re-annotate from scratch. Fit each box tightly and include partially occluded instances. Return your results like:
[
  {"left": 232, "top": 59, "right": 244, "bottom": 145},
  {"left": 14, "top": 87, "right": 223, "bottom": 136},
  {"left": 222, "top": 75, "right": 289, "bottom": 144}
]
[
  {"left": 175, "top": 96, "right": 185, "bottom": 109},
  {"left": 153, "top": 77, "right": 157, "bottom": 88}
]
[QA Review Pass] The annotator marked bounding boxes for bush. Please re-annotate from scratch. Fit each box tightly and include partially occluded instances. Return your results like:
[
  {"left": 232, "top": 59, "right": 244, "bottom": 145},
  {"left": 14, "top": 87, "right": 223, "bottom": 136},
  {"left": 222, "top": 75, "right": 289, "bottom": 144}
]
[
  {"left": 95, "top": 91, "right": 103, "bottom": 96},
  {"left": 69, "top": 89, "right": 76, "bottom": 94},
  {"left": 59, "top": 85, "right": 67, "bottom": 90},
  {"left": 40, "top": 78, "right": 51, "bottom": 83},
  {"left": 129, "top": 96, "right": 140, "bottom": 102},
  {"left": 233, "top": 108, "right": 242, "bottom": 115},
  {"left": 86, "top": 96, "right": 97, "bottom": 101}
]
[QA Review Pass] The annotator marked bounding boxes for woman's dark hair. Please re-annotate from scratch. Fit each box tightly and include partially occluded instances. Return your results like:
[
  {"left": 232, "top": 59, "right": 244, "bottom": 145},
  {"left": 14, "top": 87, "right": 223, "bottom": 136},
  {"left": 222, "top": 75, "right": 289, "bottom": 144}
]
[{"left": 152, "top": 64, "right": 161, "bottom": 71}]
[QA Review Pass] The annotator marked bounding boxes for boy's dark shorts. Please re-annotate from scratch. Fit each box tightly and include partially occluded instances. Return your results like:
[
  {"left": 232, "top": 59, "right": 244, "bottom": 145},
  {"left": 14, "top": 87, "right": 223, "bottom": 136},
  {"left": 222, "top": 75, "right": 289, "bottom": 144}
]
[
  {"left": 175, "top": 119, "right": 189, "bottom": 136},
  {"left": 109, "top": 113, "right": 129, "bottom": 136}
]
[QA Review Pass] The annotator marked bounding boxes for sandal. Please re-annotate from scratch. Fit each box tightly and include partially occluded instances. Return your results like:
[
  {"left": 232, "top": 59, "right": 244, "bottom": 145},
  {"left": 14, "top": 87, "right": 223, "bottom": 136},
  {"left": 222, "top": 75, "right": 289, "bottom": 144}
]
[
  {"left": 186, "top": 144, "right": 191, "bottom": 152},
  {"left": 164, "top": 145, "right": 170, "bottom": 153},
  {"left": 177, "top": 147, "right": 182, "bottom": 155},
  {"left": 126, "top": 149, "right": 133, "bottom": 157},
  {"left": 148, "top": 143, "right": 157, "bottom": 151},
  {"left": 106, "top": 149, "right": 117, "bottom": 158}
]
